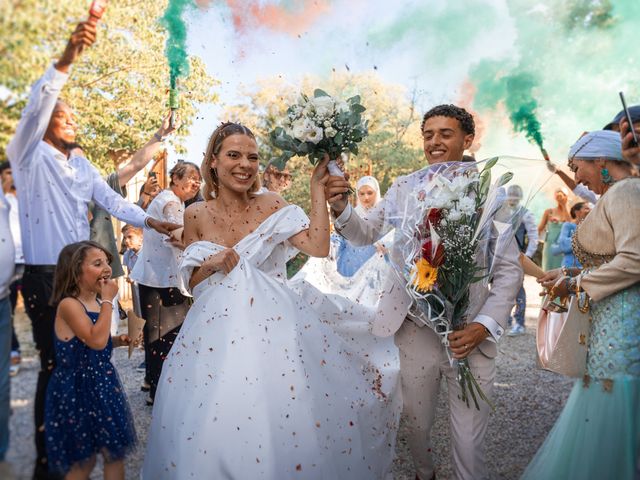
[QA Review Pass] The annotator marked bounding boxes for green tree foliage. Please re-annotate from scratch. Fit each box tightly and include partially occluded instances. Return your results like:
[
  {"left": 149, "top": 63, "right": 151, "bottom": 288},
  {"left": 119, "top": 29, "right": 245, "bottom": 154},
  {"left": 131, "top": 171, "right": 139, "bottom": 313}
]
[
  {"left": 222, "top": 73, "right": 424, "bottom": 210},
  {"left": 0, "top": 0, "right": 216, "bottom": 168}
]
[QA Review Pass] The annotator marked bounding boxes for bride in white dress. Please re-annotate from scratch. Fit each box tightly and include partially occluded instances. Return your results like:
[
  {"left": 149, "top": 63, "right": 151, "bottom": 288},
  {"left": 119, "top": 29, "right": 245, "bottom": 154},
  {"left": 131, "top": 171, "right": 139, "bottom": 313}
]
[{"left": 142, "top": 123, "right": 401, "bottom": 479}]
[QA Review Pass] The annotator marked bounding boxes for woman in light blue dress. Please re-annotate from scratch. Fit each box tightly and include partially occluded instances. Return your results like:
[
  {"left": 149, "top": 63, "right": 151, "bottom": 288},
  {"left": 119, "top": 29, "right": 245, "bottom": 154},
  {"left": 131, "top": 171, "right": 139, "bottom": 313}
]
[
  {"left": 550, "top": 201, "right": 591, "bottom": 269},
  {"left": 528, "top": 130, "right": 640, "bottom": 479}
]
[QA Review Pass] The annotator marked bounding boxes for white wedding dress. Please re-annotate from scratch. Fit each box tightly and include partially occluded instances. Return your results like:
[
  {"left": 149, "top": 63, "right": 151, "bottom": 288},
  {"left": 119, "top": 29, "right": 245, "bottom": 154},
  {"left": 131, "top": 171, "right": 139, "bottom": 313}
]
[{"left": 142, "top": 205, "right": 401, "bottom": 479}]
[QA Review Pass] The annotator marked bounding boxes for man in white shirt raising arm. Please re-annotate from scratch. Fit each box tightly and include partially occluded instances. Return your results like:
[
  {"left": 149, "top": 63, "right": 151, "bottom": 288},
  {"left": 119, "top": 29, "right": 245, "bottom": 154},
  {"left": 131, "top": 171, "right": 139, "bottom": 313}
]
[{"left": 6, "top": 21, "right": 179, "bottom": 479}]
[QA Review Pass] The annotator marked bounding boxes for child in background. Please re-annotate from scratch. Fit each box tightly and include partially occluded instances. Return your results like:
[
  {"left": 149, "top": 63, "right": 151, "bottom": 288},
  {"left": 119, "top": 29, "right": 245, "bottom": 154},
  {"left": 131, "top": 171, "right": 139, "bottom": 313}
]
[
  {"left": 121, "top": 224, "right": 143, "bottom": 282},
  {"left": 121, "top": 224, "right": 148, "bottom": 391},
  {"left": 46, "top": 241, "right": 136, "bottom": 479}
]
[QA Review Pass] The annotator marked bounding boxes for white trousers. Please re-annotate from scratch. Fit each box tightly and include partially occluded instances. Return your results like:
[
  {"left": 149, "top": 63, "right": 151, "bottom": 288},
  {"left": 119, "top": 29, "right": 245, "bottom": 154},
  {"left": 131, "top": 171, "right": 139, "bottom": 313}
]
[{"left": 395, "top": 320, "right": 496, "bottom": 480}]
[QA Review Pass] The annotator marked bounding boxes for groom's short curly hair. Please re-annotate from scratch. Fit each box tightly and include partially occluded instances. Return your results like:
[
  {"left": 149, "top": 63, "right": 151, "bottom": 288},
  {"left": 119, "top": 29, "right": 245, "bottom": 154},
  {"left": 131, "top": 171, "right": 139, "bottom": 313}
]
[{"left": 421, "top": 104, "right": 475, "bottom": 136}]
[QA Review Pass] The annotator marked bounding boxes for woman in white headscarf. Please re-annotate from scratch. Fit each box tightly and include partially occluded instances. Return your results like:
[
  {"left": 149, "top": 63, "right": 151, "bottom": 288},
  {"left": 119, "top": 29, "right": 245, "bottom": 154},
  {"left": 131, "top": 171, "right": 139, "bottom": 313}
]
[
  {"left": 333, "top": 176, "right": 388, "bottom": 277},
  {"left": 524, "top": 130, "right": 640, "bottom": 480}
]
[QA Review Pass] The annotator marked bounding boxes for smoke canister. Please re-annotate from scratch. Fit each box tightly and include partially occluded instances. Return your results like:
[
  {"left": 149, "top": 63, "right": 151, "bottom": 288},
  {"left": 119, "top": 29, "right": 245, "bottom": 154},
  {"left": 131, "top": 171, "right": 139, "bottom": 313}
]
[
  {"left": 88, "top": 0, "right": 108, "bottom": 24},
  {"left": 169, "top": 88, "right": 179, "bottom": 128},
  {"left": 169, "top": 88, "right": 179, "bottom": 110},
  {"left": 541, "top": 148, "right": 550, "bottom": 162}
]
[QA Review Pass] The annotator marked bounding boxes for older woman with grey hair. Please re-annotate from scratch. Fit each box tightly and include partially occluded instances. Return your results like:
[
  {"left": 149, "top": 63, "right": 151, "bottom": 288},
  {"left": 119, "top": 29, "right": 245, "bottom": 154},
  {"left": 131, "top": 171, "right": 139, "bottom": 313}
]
[{"left": 524, "top": 130, "right": 640, "bottom": 479}]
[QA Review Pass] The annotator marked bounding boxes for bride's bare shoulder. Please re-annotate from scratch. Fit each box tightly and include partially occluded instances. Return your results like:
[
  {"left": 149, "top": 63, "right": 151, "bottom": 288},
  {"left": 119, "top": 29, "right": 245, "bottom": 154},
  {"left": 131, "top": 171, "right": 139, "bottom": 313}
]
[
  {"left": 253, "top": 191, "right": 290, "bottom": 215},
  {"left": 184, "top": 200, "right": 211, "bottom": 219}
]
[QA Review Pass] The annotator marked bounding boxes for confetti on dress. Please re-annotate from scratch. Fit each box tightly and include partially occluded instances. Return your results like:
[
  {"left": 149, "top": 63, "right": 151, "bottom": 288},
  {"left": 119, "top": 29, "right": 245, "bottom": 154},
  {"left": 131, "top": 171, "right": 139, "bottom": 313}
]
[{"left": 142, "top": 205, "right": 401, "bottom": 479}]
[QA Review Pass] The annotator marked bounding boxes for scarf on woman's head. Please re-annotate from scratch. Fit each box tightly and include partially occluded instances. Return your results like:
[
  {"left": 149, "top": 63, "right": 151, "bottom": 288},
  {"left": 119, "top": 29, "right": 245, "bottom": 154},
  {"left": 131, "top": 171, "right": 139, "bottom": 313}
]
[
  {"left": 568, "top": 130, "right": 624, "bottom": 162},
  {"left": 355, "top": 176, "right": 381, "bottom": 215}
]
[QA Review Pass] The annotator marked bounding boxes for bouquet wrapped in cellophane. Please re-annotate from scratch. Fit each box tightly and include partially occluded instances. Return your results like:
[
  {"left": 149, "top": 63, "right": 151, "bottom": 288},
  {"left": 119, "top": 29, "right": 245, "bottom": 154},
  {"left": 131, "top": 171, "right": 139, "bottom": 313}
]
[
  {"left": 386, "top": 158, "right": 517, "bottom": 410},
  {"left": 269, "top": 89, "right": 368, "bottom": 178}
]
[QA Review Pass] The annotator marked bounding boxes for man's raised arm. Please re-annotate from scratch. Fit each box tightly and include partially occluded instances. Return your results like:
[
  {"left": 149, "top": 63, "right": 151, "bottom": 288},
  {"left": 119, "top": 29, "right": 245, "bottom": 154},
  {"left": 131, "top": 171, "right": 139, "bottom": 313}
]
[{"left": 6, "top": 22, "right": 96, "bottom": 167}]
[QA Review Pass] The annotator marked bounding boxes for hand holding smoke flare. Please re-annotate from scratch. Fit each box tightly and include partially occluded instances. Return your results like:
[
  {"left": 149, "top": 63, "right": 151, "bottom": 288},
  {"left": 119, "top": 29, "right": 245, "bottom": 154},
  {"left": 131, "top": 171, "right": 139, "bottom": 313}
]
[
  {"left": 162, "top": 0, "right": 192, "bottom": 130},
  {"left": 88, "top": 0, "right": 108, "bottom": 25}
]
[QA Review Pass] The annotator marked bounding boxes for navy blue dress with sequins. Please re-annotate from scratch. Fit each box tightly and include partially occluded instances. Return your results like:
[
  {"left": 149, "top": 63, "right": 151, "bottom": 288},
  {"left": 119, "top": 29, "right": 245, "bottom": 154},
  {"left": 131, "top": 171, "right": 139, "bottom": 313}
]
[{"left": 45, "top": 306, "right": 136, "bottom": 474}]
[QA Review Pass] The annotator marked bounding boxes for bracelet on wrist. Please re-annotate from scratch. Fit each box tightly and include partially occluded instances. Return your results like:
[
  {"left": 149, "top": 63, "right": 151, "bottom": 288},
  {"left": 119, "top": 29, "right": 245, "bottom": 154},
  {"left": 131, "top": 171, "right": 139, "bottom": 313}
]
[
  {"left": 100, "top": 299, "right": 114, "bottom": 308},
  {"left": 568, "top": 277, "right": 580, "bottom": 294}
]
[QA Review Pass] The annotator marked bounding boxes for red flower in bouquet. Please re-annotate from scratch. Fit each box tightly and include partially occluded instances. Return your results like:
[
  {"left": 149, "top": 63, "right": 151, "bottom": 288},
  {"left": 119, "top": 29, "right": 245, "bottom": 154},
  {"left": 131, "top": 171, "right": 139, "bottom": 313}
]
[
  {"left": 424, "top": 208, "right": 442, "bottom": 229},
  {"left": 421, "top": 239, "right": 445, "bottom": 267}
]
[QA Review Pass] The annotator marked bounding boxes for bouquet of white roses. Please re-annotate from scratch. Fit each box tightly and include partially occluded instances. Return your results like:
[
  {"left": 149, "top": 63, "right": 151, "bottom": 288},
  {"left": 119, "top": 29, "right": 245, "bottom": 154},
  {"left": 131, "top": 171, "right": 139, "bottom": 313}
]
[{"left": 270, "top": 89, "right": 368, "bottom": 178}]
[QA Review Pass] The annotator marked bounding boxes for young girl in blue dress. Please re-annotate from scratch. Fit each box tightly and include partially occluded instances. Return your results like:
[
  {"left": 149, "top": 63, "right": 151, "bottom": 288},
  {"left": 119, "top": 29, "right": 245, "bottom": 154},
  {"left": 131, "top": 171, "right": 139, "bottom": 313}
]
[{"left": 46, "top": 241, "right": 136, "bottom": 479}]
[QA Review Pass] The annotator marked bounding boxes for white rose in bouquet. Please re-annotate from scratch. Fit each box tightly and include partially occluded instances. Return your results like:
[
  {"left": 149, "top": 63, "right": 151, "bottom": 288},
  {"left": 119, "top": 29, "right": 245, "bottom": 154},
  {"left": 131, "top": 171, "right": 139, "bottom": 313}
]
[
  {"left": 303, "top": 122, "right": 324, "bottom": 144},
  {"left": 291, "top": 118, "right": 308, "bottom": 141},
  {"left": 311, "top": 96, "right": 335, "bottom": 119}
]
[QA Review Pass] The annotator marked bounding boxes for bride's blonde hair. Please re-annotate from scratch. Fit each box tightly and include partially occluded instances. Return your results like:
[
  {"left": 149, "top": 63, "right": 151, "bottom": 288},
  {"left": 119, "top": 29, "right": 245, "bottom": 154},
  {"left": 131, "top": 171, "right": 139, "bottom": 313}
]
[{"left": 202, "top": 122, "right": 261, "bottom": 199}]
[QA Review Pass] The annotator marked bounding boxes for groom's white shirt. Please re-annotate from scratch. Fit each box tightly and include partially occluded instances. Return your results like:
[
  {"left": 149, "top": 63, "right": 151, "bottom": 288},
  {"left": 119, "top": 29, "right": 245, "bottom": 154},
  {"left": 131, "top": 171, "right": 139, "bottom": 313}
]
[{"left": 334, "top": 165, "right": 523, "bottom": 358}]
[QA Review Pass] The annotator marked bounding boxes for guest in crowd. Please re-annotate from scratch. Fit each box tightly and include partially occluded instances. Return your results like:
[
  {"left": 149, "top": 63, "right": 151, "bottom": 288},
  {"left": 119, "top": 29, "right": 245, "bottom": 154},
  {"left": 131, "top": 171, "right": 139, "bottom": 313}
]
[
  {"left": 121, "top": 224, "right": 147, "bottom": 391},
  {"left": 121, "top": 224, "right": 143, "bottom": 318},
  {"left": 0, "top": 162, "right": 23, "bottom": 375},
  {"left": 88, "top": 113, "right": 179, "bottom": 282},
  {"left": 333, "top": 175, "right": 388, "bottom": 277},
  {"left": 6, "top": 22, "right": 177, "bottom": 478},
  {"left": 0, "top": 189, "right": 15, "bottom": 468},
  {"left": 603, "top": 104, "right": 640, "bottom": 132},
  {"left": 538, "top": 187, "right": 571, "bottom": 271},
  {"left": 262, "top": 159, "right": 292, "bottom": 194},
  {"left": 46, "top": 241, "right": 136, "bottom": 479},
  {"left": 529, "top": 130, "right": 640, "bottom": 479},
  {"left": 544, "top": 107, "right": 640, "bottom": 203},
  {"left": 137, "top": 169, "right": 163, "bottom": 211},
  {"left": 550, "top": 202, "right": 590, "bottom": 269},
  {"left": 619, "top": 117, "right": 640, "bottom": 167},
  {"left": 503, "top": 185, "right": 538, "bottom": 336},
  {"left": 130, "top": 161, "right": 202, "bottom": 405}
]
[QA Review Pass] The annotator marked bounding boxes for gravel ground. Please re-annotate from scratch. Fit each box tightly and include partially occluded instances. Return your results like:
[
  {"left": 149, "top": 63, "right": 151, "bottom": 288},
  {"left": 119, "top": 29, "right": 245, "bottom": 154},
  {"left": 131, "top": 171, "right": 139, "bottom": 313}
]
[{"left": 3, "top": 276, "right": 572, "bottom": 479}]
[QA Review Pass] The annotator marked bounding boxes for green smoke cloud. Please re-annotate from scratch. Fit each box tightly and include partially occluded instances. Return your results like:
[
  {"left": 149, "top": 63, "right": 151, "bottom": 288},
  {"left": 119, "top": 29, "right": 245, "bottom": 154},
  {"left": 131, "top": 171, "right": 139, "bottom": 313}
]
[
  {"left": 471, "top": 0, "right": 639, "bottom": 151},
  {"left": 366, "top": 0, "right": 639, "bottom": 156},
  {"left": 473, "top": 68, "right": 545, "bottom": 149},
  {"left": 162, "top": 0, "right": 194, "bottom": 88}
]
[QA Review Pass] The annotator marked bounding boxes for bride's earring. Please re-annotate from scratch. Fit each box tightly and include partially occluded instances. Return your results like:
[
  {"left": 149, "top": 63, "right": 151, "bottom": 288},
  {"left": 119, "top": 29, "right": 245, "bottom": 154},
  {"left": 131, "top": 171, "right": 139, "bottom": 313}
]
[
  {"left": 210, "top": 162, "right": 219, "bottom": 197},
  {"left": 600, "top": 167, "right": 614, "bottom": 185}
]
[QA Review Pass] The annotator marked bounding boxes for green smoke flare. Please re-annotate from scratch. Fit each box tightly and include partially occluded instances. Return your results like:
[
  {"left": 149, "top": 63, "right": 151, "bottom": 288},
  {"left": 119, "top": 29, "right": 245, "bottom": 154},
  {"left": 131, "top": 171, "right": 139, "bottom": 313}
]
[
  {"left": 505, "top": 73, "right": 544, "bottom": 149},
  {"left": 162, "top": 0, "right": 193, "bottom": 88}
]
